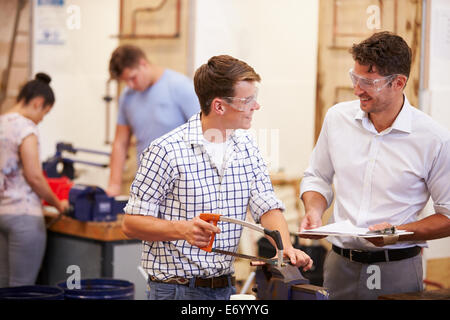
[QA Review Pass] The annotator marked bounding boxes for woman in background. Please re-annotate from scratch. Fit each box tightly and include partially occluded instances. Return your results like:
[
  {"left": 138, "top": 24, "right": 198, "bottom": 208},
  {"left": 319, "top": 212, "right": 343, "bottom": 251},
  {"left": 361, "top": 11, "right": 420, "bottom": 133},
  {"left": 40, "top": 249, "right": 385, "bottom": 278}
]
[{"left": 0, "top": 73, "right": 69, "bottom": 287}]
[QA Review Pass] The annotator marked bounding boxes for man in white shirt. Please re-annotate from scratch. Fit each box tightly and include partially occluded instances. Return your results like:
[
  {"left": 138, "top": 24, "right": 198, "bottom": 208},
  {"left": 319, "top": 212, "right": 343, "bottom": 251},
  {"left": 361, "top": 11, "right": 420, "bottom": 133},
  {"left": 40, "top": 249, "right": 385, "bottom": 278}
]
[{"left": 299, "top": 31, "right": 450, "bottom": 299}]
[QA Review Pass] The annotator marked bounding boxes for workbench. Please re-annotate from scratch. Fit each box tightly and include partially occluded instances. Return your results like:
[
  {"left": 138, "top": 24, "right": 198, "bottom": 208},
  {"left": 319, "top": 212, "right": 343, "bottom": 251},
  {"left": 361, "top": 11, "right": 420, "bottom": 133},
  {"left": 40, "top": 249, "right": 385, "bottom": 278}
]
[
  {"left": 378, "top": 288, "right": 450, "bottom": 300},
  {"left": 38, "top": 212, "right": 147, "bottom": 299}
]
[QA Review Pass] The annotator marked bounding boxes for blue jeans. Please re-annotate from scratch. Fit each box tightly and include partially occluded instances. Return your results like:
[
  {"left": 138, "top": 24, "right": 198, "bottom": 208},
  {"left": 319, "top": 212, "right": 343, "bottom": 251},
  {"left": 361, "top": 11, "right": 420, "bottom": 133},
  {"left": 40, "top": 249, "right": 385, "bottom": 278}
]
[{"left": 147, "top": 278, "right": 236, "bottom": 300}]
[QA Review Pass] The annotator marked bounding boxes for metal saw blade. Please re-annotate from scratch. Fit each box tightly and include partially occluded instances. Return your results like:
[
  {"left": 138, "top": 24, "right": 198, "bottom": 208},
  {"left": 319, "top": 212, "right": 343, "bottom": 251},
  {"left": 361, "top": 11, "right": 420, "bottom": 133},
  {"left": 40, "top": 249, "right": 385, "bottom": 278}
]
[{"left": 212, "top": 248, "right": 288, "bottom": 266}]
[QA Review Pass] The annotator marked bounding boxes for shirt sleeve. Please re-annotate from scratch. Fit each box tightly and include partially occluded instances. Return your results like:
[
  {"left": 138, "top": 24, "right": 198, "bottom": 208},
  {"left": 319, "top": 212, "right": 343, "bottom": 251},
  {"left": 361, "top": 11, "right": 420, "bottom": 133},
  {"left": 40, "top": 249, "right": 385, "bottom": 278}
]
[
  {"left": 116, "top": 89, "right": 129, "bottom": 126},
  {"left": 124, "top": 143, "right": 175, "bottom": 216},
  {"left": 300, "top": 110, "right": 335, "bottom": 208},
  {"left": 426, "top": 137, "right": 450, "bottom": 218},
  {"left": 18, "top": 121, "right": 39, "bottom": 145},
  {"left": 248, "top": 139, "right": 285, "bottom": 224}
]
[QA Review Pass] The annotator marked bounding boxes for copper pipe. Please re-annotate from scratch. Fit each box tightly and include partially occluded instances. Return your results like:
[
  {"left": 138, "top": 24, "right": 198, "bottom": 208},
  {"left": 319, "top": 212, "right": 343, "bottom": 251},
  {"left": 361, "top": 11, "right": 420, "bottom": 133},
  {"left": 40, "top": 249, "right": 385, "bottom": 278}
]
[
  {"left": 131, "top": 0, "right": 169, "bottom": 34},
  {"left": 103, "top": 78, "right": 113, "bottom": 145},
  {"left": 116, "top": 0, "right": 181, "bottom": 39}
]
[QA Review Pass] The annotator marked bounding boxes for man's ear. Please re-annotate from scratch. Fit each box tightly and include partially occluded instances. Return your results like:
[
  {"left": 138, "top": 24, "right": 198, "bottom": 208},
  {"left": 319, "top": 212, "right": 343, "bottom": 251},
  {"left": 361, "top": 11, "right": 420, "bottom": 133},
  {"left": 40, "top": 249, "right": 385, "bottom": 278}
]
[
  {"left": 138, "top": 57, "right": 149, "bottom": 68},
  {"left": 211, "top": 97, "right": 226, "bottom": 115},
  {"left": 393, "top": 75, "right": 408, "bottom": 91}
]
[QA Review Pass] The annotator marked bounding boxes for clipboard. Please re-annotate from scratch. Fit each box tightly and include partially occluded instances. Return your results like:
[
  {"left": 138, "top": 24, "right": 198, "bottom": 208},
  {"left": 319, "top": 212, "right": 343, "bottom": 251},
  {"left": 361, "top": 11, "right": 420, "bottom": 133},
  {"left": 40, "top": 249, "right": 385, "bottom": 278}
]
[
  {"left": 295, "top": 230, "right": 414, "bottom": 238},
  {"left": 296, "top": 220, "right": 414, "bottom": 238}
]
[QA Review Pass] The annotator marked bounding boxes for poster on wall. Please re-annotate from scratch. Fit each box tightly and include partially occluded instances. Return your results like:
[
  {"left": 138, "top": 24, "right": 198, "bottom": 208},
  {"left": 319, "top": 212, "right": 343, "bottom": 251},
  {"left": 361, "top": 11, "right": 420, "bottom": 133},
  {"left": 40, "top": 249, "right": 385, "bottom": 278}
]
[{"left": 36, "top": 0, "right": 66, "bottom": 45}]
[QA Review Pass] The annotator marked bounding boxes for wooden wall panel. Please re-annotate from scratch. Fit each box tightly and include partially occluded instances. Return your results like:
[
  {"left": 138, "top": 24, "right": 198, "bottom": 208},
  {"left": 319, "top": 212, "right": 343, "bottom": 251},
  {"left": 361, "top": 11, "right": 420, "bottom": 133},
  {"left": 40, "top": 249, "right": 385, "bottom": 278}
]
[
  {"left": 118, "top": 0, "right": 190, "bottom": 74},
  {"left": 0, "top": 0, "right": 31, "bottom": 113},
  {"left": 315, "top": 0, "right": 422, "bottom": 141},
  {"left": 426, "top": 257, "right": 450, "bottom": 290},
  {"left": 116, "top": 0, "right": 192, "bottom": 194}
]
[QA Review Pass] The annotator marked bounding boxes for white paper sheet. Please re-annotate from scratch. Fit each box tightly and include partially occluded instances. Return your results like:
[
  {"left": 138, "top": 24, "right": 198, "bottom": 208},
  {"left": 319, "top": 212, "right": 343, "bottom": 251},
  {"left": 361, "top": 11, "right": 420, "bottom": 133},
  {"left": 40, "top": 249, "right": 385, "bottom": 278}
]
[{"left": 296, "top": 220, "right": 413, "bottom": 238}]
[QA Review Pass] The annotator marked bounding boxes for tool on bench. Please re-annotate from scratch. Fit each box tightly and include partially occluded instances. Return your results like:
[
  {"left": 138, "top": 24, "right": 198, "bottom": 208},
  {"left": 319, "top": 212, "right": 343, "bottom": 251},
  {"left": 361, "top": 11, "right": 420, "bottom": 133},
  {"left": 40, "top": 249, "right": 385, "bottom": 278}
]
[
  {"left": 42, "top": 142, "right": 110, "bottom": 180},
  {"left": 254, "top": 262, "right": 329, "bottom": 300},
  {"left": 199, "top": 213, "right": 329, "bottom": 299},
  {"left": 199, "top": 213, "right": 289, "bottom": 267},
  {"left": 42, "top": 142, "right": 127, "bottom": 223},
  {"left": 44, "top": 182, "right": 127, "bottom": 223}
]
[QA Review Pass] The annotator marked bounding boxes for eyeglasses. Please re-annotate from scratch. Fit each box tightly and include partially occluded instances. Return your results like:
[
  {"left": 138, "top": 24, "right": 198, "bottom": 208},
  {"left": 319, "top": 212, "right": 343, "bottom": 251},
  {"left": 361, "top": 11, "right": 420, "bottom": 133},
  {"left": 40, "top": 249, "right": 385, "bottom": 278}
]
[
  {"left": 349, "top": 68, "right": 398, "bottom": 92},
  {"left": 222, "top": 88, "right": 259, "bottom": 112}
]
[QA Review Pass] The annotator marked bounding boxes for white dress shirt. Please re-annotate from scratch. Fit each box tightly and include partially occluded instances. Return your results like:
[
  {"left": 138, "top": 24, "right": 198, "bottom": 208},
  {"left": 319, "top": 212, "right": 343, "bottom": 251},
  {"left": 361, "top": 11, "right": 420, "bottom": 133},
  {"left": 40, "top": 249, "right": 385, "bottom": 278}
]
[{"left": 300, "top": 96, "right": 450, "bottom": 250}]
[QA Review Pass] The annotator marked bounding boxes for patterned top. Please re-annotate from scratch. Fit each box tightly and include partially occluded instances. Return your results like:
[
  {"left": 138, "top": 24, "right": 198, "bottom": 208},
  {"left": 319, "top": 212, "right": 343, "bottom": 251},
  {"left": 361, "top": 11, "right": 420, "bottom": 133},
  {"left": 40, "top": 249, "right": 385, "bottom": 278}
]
[
  {"left": 0, "top": 113, "right": 42, "bottom": 216},
  {"left": 124, "top": 112, "right": 284, "bottom": 280}
]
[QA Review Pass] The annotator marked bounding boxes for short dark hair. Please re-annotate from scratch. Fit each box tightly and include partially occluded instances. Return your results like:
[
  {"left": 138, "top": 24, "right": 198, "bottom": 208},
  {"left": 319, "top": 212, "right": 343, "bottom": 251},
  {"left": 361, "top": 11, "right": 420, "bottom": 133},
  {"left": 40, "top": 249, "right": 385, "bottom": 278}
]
[
  {"left": 350, "top": 31, "right": 412, "bottom": 78},
  {"left": 17, "top": 72, "right": 55, "bottom": 106},
  {"left": 194, "top": 55, "right": 261, "bottom": 115},
  {"left": 109, "top": 45, "right": 147, "bottom": 79}
]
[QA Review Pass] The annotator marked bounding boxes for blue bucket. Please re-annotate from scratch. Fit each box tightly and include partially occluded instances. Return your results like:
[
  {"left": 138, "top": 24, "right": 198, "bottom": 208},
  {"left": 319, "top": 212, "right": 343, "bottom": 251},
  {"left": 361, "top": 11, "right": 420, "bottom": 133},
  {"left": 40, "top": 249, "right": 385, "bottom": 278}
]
[
  {"left": 57, "top": 278, "right": 134, "bottom": 300},
  {"left": 0, "top": 285, "right": 65, "bottom": 300}
]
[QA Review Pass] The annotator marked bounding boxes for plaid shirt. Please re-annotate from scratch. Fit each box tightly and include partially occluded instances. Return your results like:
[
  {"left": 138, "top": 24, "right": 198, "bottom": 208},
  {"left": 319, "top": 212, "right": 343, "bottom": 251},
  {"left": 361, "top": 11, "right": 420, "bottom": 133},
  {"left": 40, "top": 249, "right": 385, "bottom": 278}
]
[{"left": 124, "top": 112, "right": 284, "bottom": 280}]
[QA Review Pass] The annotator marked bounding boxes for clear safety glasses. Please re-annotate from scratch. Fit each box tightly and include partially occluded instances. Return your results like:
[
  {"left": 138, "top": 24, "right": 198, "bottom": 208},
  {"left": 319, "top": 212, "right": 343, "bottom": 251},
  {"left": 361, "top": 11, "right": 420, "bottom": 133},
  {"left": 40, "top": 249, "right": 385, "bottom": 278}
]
[
  {"left": 222, "top": 88, "right": 259, "bottom": 112},
  {"left": 349, "top": 69, "right": 398, "bottom": 92}
]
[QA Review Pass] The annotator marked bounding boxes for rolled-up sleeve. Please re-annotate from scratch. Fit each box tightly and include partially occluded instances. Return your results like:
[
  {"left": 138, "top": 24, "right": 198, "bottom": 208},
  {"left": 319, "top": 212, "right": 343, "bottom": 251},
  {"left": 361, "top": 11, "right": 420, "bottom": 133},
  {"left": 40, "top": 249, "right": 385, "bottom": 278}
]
[
  {"left": 427, "top": 138, "right": 450, "bottom": 218},
  {"left": 124, "top": 144, "right": 175, "bottom": 216},
  {"left": 248, "top": 147, "right": 285, "bottom": 223},
  {"left": 300, "top": 111, "right": 335, "bottom": 208}
]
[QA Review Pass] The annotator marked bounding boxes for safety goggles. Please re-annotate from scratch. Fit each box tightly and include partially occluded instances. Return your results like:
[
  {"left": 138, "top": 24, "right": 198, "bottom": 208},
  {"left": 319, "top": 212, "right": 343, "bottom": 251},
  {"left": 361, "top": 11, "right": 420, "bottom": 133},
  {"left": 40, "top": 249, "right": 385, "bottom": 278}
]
[
  {"left": 222, "top": 88, "right": 259, "bottom": 112},
  {"left": 349, "top": 68, "right": 398, "bottom": 92}
]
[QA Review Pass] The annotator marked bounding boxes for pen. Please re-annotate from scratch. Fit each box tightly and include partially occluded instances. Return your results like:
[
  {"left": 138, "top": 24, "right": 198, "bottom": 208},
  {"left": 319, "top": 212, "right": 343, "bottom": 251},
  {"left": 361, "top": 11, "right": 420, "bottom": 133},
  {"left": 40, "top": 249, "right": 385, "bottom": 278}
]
[{"left": 367, "top": 226, "right": 396, "bottom": 235}]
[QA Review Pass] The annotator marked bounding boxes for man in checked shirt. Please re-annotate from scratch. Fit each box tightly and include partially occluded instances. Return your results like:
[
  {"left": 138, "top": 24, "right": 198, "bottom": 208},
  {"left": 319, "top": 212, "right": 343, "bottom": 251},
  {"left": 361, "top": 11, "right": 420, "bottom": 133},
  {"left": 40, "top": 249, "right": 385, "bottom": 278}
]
[{"left": 122, "top": 55, "right": 313, "bottom": 300}]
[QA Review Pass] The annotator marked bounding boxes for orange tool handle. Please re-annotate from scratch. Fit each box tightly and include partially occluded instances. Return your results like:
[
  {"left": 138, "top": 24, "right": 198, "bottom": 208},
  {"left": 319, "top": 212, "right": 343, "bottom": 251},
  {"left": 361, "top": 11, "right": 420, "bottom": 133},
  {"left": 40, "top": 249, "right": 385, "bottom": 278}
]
[{"left": 199, "top": 213, "right": 221, "bottom": 252}]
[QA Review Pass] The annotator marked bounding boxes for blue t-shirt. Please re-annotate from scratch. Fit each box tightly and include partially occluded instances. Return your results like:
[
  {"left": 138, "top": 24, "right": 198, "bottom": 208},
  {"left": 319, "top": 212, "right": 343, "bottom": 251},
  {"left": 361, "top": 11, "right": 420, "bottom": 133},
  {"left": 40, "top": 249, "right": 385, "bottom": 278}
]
[{"left": 117, "top": 69, "right": 200, "bottom": 158}]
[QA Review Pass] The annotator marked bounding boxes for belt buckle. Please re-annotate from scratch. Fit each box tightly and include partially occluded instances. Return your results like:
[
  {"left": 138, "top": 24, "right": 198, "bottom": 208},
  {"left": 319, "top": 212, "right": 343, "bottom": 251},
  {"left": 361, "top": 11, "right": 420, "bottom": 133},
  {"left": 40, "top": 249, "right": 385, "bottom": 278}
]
[
  {"left": 174, "top": 277, "right": 189, "bottom": 285},
  {"left": 349, "top": 249, "right": 362, "bottom": 262}
]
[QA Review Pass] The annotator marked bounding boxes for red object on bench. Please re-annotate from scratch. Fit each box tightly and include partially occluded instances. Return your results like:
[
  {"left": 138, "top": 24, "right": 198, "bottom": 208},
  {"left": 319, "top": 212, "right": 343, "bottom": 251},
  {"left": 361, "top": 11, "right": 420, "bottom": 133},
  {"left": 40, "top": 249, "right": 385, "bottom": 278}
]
[{"left": 43, "top": 176, "right": 74, "bottom": 205}]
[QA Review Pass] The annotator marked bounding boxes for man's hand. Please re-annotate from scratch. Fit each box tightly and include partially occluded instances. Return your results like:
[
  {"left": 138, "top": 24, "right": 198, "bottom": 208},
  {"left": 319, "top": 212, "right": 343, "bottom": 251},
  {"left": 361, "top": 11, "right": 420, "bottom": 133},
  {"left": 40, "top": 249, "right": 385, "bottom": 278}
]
[
  {"left": 284, "top": 247, "right": 314, "bottom": 272},
  {"left": 298, "top": 211, "right": 326, "bottom": 239},
  {"left": 366, "top": 221, "right": 398, "bottom": 247},
  {"left": 106, "top": 184, "right": 121, "bottom": 197},
  {"left": 368, "top": 222, "right": 393, "bottom": 231},
  {"left": 251, "top": 247, "right": 314, "bottom": 271},
  {"left": 184, "top": 216, "right": 221, "bottom": 248}
]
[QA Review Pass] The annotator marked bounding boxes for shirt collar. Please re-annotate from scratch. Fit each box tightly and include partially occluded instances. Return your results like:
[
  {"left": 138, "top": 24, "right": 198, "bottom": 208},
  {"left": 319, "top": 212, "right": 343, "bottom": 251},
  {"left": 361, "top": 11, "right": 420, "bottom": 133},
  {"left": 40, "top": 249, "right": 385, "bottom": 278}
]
[
  {"left": 391, "top": 95, "right": 412, "bottom": 133},
  {"left": 354, "top": 95, "right": 412, "bottom": 134},
  {"left": 184, "top": 112, "right": 244, "bottom": 146},
  {"left": 184, "top": 112, "right": 204, "bottom": 146}
]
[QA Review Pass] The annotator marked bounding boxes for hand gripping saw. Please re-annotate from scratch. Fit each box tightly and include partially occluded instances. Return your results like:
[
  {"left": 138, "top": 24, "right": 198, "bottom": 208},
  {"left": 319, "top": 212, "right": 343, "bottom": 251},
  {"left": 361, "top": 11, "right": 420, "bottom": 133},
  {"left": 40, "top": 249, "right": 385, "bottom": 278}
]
[{"left": 199, "top": 213, "right": 289, "bottom": 267}]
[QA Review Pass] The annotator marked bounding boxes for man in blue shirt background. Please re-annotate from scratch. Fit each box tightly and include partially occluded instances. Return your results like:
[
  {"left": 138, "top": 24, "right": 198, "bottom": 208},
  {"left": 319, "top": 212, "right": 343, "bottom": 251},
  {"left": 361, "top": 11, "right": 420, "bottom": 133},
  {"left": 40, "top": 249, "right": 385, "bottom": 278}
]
[{"left": 106, "top": 45, "right": 200, "bottom": 196}]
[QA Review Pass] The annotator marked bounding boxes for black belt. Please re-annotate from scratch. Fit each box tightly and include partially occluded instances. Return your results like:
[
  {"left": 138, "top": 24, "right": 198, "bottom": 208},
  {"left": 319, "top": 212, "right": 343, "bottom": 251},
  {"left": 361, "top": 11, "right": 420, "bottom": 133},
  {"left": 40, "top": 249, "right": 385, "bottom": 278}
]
[
  {"left": 149, "top": 275, "right": 235, "bottom": 289},
  {"left": 332, "top": 245, "right": 421, "bottom": 264}
]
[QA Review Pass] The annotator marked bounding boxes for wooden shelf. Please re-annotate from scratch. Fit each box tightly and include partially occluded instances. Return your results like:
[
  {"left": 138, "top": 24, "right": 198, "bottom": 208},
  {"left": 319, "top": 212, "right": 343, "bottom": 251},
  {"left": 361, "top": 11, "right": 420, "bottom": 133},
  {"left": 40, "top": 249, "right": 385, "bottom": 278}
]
[{"left": 378, "top": 288, "right": 450, "bottom": 300}]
